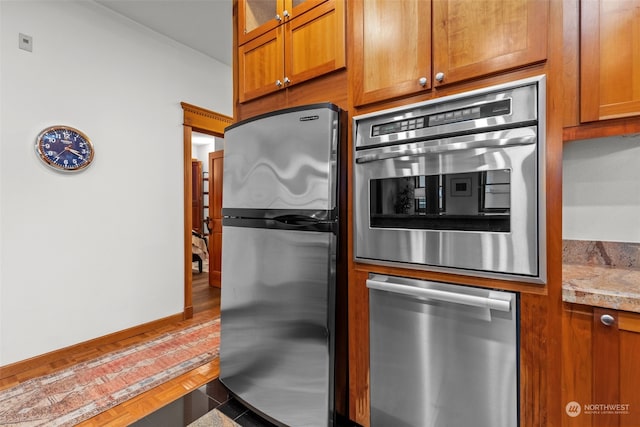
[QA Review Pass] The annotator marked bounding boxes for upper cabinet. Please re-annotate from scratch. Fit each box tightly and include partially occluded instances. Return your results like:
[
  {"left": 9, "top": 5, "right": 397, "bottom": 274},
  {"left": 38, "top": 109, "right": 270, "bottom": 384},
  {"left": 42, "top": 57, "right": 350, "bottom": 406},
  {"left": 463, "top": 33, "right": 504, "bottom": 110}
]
[
  {"left": 238, "top": 0, "right": 345, "bottom": 103},
  {"left": 352, "top": 0, "right": 432, "bottom": 106},
  {"left": 352, "top": 0, "right": 549, "bottom": 107},
  {"left": 238, "top": 0, "right": 326, "bottom": 45},
  {"left": 581, "top": 0, "right": 640, "bottom": 123},
  {"left": 432, "top": 0, "right": 548, "bottom": 87}
]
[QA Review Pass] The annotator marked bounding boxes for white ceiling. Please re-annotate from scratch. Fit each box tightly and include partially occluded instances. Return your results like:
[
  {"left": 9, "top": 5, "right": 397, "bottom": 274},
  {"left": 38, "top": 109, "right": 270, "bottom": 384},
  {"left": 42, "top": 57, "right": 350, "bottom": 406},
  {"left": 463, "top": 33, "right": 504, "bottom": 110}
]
[{"left": 95, "top": 0, "right": 232, "bottom": 66}]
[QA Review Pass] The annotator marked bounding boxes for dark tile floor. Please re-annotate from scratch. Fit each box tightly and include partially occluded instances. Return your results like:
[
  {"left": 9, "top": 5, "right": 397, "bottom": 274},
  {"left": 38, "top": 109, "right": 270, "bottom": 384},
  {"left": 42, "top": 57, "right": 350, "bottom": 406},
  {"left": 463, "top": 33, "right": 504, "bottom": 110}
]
[
  {"left": 131, "top": 378, "right": 277, "bottom": 427},
  {"left": 131, "top": 378, "right": 361, "bottom": 427}
]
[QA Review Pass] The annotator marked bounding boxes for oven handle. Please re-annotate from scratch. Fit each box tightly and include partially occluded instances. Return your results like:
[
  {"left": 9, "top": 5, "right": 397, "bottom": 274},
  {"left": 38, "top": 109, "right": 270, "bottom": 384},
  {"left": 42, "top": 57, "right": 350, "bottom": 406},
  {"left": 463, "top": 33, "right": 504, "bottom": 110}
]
[
  {"left": 355, "top": 126, "right": 537, "bottom": 164},
  {"left": 366, "top": 279, "right": 512, "bottom": 312}
]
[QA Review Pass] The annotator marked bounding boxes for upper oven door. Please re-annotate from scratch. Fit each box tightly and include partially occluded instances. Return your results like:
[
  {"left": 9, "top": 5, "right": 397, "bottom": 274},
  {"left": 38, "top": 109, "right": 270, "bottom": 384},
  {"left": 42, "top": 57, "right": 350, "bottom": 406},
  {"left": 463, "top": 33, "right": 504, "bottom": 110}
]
[{"left": 354, "top": 126, "right": 540, "bottom": 278}]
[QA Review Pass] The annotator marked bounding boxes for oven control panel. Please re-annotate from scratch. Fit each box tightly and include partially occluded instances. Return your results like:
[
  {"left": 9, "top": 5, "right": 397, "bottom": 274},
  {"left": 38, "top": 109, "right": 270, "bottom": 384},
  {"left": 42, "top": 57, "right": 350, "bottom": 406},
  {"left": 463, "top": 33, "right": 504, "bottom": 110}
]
[
  {"left": 355, "top": 80, "right": 539, "bottom": 149},
  {"left": 371, "top": 99, "right": 512, "bottom": 137}
]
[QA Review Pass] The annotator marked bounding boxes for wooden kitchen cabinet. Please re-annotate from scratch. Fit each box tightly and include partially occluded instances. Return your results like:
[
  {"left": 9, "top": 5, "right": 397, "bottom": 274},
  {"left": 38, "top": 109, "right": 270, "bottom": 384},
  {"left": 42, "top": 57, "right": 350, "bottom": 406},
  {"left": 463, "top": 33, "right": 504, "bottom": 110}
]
[
  {"left": 238, "top": 0, "right": 345, "bottom": 102},
  {"left": 562, "top": 304, "right": 640, "bottom": 427},
  {"left": 238, "top": 0, "right": 327, "bottom": 45},
  {"left": 580, "top": 0, "right": 640, "bottom": 122},
  {"left": 351, "top": 0, "right": 432, "bottom": 106},
  {"left": 432, "top": 0, "right": 548, "bottom": 87},
  {"left": 352, "top": 0, "right": 548, "bottom": 106}
]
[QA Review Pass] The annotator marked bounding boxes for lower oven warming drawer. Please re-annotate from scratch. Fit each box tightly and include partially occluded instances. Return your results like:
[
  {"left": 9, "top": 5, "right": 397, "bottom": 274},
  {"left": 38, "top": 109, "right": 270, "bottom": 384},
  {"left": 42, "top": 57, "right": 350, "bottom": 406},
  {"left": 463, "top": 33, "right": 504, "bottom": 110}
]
[{"left": 368, "top": 274, "right": 519, "bottom": 427}]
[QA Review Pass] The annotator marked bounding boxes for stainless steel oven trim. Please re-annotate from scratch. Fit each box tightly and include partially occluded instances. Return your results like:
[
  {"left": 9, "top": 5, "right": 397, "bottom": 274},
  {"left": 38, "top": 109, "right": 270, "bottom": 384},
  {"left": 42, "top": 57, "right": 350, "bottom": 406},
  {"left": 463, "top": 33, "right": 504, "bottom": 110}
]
[
  {"left": 355, "top": 126, "right": 537, "bottom": 163},
  {"left": 352, "top": 75, "right": 547, "bottom": 284},
  {"left": 354, "top": 137, "right": 538, "bottom": 275}
]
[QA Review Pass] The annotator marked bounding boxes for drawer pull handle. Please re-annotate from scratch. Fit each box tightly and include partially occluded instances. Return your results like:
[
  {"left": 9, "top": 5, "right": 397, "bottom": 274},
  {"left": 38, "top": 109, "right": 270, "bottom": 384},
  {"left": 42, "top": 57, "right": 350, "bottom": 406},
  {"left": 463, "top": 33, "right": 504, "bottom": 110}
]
[
  {"left": 600, "top": 314, "right": 615, "bottom": 326},
  {"left": 366, "top": 279, "right": 511, "bottom": 312}
]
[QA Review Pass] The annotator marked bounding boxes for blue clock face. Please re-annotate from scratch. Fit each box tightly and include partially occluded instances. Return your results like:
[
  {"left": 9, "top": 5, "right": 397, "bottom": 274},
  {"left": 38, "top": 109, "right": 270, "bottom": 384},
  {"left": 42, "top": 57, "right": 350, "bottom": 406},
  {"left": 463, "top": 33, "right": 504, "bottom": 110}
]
[{"left": 36, "top": 126, "right": 94, "bottom": 172}]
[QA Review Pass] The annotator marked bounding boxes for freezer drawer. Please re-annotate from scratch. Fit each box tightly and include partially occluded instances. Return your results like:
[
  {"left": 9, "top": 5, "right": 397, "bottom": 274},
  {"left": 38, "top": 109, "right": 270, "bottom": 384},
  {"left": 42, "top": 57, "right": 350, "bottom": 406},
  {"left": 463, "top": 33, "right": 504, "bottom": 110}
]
[
  {"left": 220, "top": 225, "right": 337, "bottom": 427},
  {"left": 368, "top": 274, "right": 519, "bottom": 427}
]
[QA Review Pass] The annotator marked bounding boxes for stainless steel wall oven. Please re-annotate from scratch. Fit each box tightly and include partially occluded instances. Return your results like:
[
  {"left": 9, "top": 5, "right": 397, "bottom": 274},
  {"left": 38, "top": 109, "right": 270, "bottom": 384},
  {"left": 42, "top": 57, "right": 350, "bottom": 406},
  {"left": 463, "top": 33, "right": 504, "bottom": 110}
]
[{"left": 353, "top": 76, "right": 546, "bottom": 282}]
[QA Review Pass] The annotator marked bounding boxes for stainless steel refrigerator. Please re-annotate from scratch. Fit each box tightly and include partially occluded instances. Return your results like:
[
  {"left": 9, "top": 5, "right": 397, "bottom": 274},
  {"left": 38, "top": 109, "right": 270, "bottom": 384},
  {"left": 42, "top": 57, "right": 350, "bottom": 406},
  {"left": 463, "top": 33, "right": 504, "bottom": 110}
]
[{"left": 219, "top": 103, "right": 347, "bottom": 427}]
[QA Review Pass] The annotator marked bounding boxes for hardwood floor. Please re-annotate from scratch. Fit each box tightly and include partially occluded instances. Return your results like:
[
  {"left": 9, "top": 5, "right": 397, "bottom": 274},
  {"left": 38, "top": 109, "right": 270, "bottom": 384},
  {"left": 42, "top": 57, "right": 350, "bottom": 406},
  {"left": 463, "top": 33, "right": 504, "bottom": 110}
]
[
  {"left": 2, "top": 269, "right": 222, "bottom": 427},
  {"left": 192, "top": 269, "right": 221, "bottom": 315}
]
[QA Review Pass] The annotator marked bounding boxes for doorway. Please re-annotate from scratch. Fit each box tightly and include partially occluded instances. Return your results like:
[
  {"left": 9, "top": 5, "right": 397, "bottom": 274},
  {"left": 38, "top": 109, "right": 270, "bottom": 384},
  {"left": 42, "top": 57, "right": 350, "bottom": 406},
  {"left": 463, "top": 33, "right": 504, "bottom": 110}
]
[{"left": 181, "top": 102, "right": 233, "bottom": 319}]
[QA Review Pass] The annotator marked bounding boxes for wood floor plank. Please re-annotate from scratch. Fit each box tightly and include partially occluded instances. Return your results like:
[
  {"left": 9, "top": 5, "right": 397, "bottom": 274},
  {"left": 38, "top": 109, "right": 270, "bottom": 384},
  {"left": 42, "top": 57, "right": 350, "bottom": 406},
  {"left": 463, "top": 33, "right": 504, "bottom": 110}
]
[{"left": 3, "top": 270, "right": 221, "bottom": 426}]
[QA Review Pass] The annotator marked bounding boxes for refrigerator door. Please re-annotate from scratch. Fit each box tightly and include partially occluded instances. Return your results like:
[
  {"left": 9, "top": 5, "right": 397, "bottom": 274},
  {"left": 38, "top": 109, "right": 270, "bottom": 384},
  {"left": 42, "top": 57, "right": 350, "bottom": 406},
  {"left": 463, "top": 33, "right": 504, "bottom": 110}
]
[
  {"left": 220, "top": 225, "right": 336, "bottom": 427},
  {"left": 223, "top": 104, "right": 340, "bottom": 212}
]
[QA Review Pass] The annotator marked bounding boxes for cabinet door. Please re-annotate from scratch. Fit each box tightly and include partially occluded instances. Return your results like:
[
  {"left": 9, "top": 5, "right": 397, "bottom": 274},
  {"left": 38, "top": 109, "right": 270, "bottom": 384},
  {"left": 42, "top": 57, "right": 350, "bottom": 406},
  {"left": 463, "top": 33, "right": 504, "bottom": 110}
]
[
  {"left": 593, "top": 308, "right": 640, "bottom": 427},
  {"left": 432, "top": 0, "right": 548, "bottom": 86},
  {"left": 352, "top": 0, "right": 431, "bottom": 106},
  {"left": 617, "top": 312, "right": 640, "bottom": 427},
  {"left": 593, "top": 308, "right": 621, "bottom": 427},
  {"left": 562, "top": 304, "right": 594, "bottom": 427},
  {"left": 581, "top": 0, "right": 640, "bottom": 122},
  {"left": 238, "top": 0, "right": 327, "bottom": 45},
  {"left": 288, "top": 0, "right": 328, "bottom": 19},
  {"left": 238, "top": 0, "right": 281, "bottom": 45},
  {"left": 238, "top": 26, "right": 285, "bottom": 103},
  {"left": 285, "top": 0, "right": 345, "bottom": 88}
]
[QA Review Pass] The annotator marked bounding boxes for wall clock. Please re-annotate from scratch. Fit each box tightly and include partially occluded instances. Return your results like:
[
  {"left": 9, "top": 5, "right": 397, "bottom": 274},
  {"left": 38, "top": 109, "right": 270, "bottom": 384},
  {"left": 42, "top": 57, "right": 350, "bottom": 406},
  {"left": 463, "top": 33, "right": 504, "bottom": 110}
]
[{"left": 35, "top": 125, "right": 94, "bottom": 172}]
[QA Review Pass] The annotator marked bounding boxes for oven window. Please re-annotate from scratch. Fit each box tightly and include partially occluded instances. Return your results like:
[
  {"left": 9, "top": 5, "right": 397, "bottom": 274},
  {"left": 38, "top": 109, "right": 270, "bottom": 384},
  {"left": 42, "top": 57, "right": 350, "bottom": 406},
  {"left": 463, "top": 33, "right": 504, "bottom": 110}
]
[{"left": 369, "top": 170, "right": 510, "bottom": 232}]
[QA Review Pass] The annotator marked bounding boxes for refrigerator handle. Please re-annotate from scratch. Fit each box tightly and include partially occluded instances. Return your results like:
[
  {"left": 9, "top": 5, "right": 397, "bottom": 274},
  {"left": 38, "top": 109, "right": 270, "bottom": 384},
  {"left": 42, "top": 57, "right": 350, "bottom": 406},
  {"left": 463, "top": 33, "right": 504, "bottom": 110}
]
[
  {"left": 273, "top": 214, "right": 323, "bottom": 226},
  {"left": 223, "top": 217, "right": 336, "bottom": 233},
  {"left": 366, "top": 279, "right": 511, "bottom": 312}
]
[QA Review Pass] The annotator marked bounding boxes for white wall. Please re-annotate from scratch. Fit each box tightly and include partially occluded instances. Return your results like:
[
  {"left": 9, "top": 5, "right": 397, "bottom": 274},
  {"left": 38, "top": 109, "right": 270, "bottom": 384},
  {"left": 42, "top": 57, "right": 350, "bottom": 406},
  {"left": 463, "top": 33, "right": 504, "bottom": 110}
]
[
  {"left": 0, "top": 0, "right": 232, "bottom": 365},
  {"left": 563, "top": 134, "right": 640, "bottom": 242}
]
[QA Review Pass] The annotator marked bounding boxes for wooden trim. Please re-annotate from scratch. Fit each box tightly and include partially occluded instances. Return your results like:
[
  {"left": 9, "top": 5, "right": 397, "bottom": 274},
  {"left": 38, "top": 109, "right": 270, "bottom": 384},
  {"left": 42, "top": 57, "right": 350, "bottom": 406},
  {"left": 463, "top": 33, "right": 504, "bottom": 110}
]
[
  {"left": 183, "top": 125, "right": 194, "bottom": 319},
  {"left": 181, "top": 102, "right": 234, "bottom": 136},
  {"left": 0, "top": 313, "right": 183, "bottom": 380},
  {"left": 579, "top": 0, "right": 601, "bottom": 123},
  {"left": 563, "top": 116, "right": 640, "bottom": 142},
  {"left": 181, "top": 103, "right": 235, "bottom": 319},
  {"left": 562, "top": 0, "right": 580, "bottom": 127}
]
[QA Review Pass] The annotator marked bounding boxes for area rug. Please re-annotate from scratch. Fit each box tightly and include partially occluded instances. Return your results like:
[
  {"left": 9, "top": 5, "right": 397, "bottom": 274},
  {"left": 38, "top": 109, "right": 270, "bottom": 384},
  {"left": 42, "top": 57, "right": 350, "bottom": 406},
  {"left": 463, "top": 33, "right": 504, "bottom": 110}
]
[{"left": 0, "top": 318, "right": 220, "bottom": 427}]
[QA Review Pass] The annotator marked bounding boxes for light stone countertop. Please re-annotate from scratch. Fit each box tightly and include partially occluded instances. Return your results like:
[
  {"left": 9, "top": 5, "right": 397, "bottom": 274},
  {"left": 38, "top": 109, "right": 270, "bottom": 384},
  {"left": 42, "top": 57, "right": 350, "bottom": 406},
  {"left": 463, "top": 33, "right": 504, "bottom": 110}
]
[
  {"left": 562, "top": 263, "right": 640, "bottom": 313},
  {"left": 562, "top": 240, "right": 640, "bottom": 313}
]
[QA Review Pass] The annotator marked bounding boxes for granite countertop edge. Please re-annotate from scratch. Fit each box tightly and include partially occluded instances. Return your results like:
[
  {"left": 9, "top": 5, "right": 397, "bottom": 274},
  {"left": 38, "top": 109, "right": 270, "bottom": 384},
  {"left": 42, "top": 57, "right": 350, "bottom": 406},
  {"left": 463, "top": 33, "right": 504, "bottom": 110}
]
[{"left": 562, "top": 263, "right": 640, "bottom": 313}]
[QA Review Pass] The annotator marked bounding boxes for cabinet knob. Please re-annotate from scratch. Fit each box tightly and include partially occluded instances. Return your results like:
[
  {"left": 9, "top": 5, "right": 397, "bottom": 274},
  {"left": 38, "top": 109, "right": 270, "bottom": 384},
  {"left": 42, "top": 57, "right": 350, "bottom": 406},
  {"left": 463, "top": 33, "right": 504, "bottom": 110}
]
[
  {"left": 275, "top": 14, "right": 282, "bottom": 22},
  {"left": 275, "top": 79, "right": 283, "bottom": 87},
  {"left": 435, "top": 72, "right": 445, "bottom": 83},
  {"left": 418, "top": 77, "right": 428, "bottom": 87},
  {"left": 283, "top": 10, "right": 290, "bottom": 18},
  {"left": 600, "top": 314, "right": 615, "bottom": 326},
  {"left": 283, "top": 76, "right": 291, "bottom": 85}
]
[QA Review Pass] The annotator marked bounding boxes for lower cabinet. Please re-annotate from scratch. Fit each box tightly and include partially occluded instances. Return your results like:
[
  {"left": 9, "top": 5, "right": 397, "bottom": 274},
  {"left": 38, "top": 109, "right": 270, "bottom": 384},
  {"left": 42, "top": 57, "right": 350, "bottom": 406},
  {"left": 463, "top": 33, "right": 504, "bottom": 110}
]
[{"left": 563, "top": 304, "right": 640, "bottom": 426}]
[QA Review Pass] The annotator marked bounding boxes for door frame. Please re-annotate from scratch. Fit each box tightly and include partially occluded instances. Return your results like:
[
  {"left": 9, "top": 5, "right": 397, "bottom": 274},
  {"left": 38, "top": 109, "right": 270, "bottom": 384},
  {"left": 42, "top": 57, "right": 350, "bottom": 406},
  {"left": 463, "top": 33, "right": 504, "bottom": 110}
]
[{"left": 181, "top": 102, "right": 233, "bottom": 319}]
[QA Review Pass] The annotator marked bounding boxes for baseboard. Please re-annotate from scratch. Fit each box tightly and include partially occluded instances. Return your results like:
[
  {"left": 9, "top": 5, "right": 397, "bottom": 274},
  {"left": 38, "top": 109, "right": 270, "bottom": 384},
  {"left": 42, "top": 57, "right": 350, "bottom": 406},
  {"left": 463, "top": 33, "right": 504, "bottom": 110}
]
[{"left": 0, "top": 312, "right": 184, "bottom": 381}]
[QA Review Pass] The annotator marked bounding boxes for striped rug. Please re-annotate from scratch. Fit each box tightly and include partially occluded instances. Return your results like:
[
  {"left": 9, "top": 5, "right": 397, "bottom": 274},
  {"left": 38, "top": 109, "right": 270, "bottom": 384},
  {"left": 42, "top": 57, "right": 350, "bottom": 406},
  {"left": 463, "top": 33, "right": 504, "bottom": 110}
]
[{"left": 0, "top": 318, "right": 220, "bottom": 427}]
